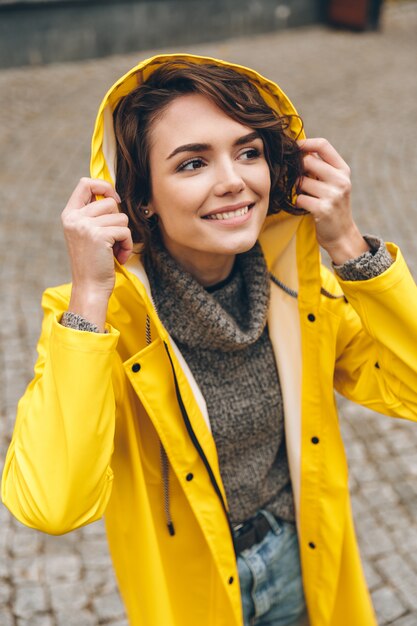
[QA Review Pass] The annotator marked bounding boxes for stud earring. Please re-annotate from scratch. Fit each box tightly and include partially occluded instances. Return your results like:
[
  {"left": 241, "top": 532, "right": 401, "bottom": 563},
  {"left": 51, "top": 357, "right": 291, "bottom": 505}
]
[{"left": 143, "top": 208, "right": 150, "bottom": 216}]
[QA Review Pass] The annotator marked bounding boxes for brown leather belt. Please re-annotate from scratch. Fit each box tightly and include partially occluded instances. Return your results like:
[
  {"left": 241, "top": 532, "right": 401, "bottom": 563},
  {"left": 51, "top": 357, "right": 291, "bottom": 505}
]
[{"left": 233, "top": 512, "right": 272, "bottom": 554}]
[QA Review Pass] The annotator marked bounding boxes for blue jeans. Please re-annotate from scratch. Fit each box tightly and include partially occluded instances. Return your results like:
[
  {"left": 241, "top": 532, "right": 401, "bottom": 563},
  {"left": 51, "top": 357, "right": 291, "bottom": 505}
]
[{"left": 237, "top": 510, "right": 309, "bottom": 626}]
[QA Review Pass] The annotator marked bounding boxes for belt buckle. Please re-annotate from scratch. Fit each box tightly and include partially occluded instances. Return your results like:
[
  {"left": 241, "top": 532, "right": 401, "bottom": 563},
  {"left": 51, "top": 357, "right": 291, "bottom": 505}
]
[
  {"left": 233, "top": 522, "right": 247, "bottom": 539},
  {"left": 233, "top": 515, "right": 256, "bottom": 539}
]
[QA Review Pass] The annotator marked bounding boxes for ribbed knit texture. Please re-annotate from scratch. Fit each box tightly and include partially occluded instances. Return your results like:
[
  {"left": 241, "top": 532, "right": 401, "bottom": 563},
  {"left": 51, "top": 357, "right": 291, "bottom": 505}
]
[
  {"left": 145, "top": 242, "right": 295, "bottom": 525},
  {"left": 61, "top": 311, "right": 101, "bottom": 333},
  {"left": 333, "top": 236, "right": 393, "bottom": 281}
]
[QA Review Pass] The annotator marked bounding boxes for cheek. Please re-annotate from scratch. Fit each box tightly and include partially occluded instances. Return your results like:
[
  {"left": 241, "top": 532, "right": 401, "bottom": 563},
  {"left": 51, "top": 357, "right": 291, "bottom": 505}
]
[
  {"left": 249, "top": 163, "right": 271, "bottom": 198},
  {"left": 262, "top": 163, "right": 272, "bottom": 194},
  {"left": 153, "top": 174, "right": 208, "bottom": 214}
]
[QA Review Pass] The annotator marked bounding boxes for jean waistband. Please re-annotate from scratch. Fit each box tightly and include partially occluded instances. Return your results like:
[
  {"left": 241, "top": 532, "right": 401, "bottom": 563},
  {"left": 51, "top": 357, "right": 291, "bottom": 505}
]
[{"left": 233, "top": 510, "right": 280, "bottom": 553}]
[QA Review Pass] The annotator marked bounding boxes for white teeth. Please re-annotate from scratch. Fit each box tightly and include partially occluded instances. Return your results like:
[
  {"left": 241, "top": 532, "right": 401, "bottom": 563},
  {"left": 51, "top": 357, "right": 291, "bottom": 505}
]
[{"left": 206, "top": 206, "right": 249, "bottom": 220}]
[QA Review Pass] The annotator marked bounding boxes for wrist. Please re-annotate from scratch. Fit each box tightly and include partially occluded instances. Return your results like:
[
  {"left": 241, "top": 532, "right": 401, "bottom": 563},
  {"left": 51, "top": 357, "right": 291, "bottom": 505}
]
[
  {"left": 324, "top": 229, "right": 370, "bottom": 265},
  {"left": 68, "top": 285, "right": 110, "bottom": 332}
]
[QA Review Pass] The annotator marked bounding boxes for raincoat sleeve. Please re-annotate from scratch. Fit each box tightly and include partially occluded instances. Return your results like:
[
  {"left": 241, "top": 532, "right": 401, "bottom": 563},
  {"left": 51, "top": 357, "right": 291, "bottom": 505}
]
[
  {"left": 1, "top": 286, "right": 120, "bottom": 535},
  {"left": 331, "top": 242, "right": 417, "bottom": 420}
]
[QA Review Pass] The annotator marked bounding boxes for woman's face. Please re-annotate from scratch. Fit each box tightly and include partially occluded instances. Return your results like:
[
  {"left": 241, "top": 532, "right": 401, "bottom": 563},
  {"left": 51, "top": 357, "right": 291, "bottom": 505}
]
[{"left": 147, "top": 93, "right": 271, "bottom": 284}]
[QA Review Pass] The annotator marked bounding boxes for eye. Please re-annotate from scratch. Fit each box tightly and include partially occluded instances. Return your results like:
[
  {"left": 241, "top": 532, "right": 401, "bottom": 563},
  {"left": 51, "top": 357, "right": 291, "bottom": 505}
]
[
  {"left": 239, "top": 147, "right": 262, "bottom": 160},
  {"left": 177, "top": 158, "right": 206, "bottom": 172}
]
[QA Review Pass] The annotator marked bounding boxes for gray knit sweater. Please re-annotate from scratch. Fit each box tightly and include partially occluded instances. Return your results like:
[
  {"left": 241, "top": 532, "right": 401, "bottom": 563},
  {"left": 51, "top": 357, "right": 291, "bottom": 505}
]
[{"left": 145, "top": 241, "right": 295, "bottom": 525}]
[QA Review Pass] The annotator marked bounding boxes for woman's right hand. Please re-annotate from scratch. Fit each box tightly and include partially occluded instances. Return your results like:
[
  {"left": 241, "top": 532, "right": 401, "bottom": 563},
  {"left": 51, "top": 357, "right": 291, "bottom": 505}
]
[{"left": 61, "top": 177, "right": 133, "bottom": 331}]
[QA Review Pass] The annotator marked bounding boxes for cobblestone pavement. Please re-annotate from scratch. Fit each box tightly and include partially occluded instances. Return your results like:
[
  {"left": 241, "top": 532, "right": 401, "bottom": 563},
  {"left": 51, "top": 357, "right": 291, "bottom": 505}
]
[{"left": 0, "top": 2, "right": 416, "bottom": 624}]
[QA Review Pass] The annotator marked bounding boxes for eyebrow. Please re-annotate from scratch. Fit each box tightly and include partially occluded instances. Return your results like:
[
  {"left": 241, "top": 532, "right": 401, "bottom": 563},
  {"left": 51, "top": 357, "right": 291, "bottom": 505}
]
[{"left": 166, "top": 131, "right": 261, "bottom": 160}]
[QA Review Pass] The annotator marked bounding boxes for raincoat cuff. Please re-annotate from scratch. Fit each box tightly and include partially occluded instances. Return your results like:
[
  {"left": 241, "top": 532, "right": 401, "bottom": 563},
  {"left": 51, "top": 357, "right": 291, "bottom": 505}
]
[
  {"left": 333, "top": 236, "right": 393, "bottom": 281},
  {"left": 52, "top": 313, "right": 119, "bottom": 350},
  {"left": 335, "top": 242, "right": 409, "bottom": 292}
]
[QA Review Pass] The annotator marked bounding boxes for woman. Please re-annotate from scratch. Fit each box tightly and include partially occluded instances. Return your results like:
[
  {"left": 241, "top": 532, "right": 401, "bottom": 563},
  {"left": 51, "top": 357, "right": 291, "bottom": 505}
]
[{"left": 2, "top": 54, "right": 417, "bottom": 626}]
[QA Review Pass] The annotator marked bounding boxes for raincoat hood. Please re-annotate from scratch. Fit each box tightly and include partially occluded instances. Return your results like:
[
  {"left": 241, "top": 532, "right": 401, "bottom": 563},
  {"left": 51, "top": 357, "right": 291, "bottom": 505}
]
[{"left": 90, "top": 52, "right": 305, "bottom": 184}]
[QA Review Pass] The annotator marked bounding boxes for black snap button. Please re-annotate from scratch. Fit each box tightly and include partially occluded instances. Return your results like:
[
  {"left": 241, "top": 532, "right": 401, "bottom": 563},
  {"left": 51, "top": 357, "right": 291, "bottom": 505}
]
[
  {"left": 131, "top": 363, "right": 141, "bottom": 373},
  {"left": 308, "top": 542, "right": 316, "bottom": 549},
  {"left": 307, "top": 313, "right": 316, "bottom": 322},
  {"left": 311, "top": 437, "right": 320, "bottom": 445},
  {"left": 186, "top": 473, "right": 194, "bottom": 482},
  {"left": 228, "top": 576, "right": 234, "bottom": 585}
]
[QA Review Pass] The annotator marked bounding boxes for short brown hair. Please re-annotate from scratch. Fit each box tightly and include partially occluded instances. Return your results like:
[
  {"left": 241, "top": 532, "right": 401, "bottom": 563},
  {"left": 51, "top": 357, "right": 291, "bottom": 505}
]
[{"left": 113, "top": 61, "right": 304, "bottom": 251}]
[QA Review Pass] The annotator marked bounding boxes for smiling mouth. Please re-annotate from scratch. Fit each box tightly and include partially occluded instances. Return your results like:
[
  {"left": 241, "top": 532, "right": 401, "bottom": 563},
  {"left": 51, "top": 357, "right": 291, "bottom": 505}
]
[{"left": 203, "top": 204, "right": 254, "bottom": 220}]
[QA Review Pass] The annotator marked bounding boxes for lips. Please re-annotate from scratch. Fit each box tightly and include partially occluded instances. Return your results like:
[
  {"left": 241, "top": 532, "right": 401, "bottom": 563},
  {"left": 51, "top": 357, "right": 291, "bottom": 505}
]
[{"left": 202, "top": 203, "right": 254, "bottom": 220}]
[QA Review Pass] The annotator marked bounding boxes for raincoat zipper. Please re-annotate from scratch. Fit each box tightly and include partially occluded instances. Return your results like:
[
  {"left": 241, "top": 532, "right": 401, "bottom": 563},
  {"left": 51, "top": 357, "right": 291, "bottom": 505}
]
[{"left": 163, "top": 341, "right": 238, "bottom": 552}]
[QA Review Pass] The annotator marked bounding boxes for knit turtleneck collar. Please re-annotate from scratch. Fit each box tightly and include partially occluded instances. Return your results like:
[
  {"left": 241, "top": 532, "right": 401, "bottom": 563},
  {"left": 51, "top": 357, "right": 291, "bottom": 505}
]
[{"left": 144, "top": 241, "right": 270, "bottom": 352}]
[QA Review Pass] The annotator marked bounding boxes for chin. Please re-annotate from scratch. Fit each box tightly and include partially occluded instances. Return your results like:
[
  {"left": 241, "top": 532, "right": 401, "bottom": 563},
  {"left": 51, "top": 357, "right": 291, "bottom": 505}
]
[{"left": 222, "top": 233, "right": 260, "bottom": 255}]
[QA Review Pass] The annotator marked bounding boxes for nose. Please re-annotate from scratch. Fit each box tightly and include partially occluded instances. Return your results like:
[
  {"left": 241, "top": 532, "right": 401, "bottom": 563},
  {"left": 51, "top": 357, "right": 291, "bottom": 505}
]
[{"left": 213, "top": 160, "right": 246, "bottom": 196}]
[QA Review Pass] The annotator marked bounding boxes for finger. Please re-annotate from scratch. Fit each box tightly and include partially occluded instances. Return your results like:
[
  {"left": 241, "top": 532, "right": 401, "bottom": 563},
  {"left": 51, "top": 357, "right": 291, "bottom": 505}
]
[
  {"left": 110, "top": 229, "right": 133, "bottom": 265},
  {"left": 302, "top": 153, "right": 339, "bottom": 181},
  {"left": 295, "top": 193, "right": 321, "bottom": 216},
  {"left": 90, "top": 212, "right": 129, "bottom": 228},
  {"left": 66, "top": 178, "right": 121, "bottom": 212},
  {"left": 297, "top": 138, "right": 348, "bottom": 171},
  {"left": 297, "top": 175, "right": 328, "bottom": 199},
  {"left": 83, "top": 197, "right": 121, "bottom": 218},
  {"left": 113, "top": 240, "right": 133, "bottom": 265}
]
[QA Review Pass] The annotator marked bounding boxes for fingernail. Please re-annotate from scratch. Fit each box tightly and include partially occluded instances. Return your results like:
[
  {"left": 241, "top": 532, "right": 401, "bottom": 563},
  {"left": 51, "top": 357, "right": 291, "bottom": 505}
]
[{"left": 115, "top": 192, "right": 122, "bottom": 203}]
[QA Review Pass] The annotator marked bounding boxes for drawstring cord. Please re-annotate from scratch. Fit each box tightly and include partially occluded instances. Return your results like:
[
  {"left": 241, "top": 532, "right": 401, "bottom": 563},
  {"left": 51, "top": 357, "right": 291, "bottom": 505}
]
[
  {"left": 146, "top": 314, "right": 176, "bottom": 536},
  {"left": 270, "top": 273, "right": 346, "bottom": 301},
  {"left": 160, "top": 442, "right": 175, "bottom": 536}
]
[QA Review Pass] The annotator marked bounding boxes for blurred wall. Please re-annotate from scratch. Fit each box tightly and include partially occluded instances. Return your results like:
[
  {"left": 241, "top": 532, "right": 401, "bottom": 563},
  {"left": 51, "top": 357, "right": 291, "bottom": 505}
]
[{"left": 0, "top": 0, "right": 324, "bottom": 68}]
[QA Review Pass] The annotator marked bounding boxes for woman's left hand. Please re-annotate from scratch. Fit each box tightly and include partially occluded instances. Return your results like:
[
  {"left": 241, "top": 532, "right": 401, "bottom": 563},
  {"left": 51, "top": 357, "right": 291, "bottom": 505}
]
[{"left": 296, "top": 138, "right": 370, "bottom": 265}]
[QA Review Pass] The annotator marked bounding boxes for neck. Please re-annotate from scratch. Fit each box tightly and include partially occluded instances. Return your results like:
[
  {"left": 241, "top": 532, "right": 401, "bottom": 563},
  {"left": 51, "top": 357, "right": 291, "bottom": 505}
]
[{"left": 164, "top": 249, "right": 236, "bottom": 287}]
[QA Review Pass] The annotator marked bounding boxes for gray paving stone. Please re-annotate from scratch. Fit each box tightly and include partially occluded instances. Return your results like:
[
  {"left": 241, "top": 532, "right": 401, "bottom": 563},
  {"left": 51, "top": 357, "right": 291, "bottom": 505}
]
[
  {"left": 379, "top": 506, "right": 411, "bottom": 530},
  {"left": 82, "top": 568, "right": 117, "bottom": 595},
  {"left": 13, "top": 584, "right": 49, "bottom": 618},
  {"left": 0, "top": 580, "right": 12, "bottom": 605},
  {"left": 10, "top": 528, "right": 42, "bottom": 558},
  {"left": 360, "top": 482, "right": 400, "bottom": 509},
  {"left": 390, "top": 527, "right": 417, "bottom": 553},
  {"left": 377, "top": 554, "right": 417, "bottom": 611},
  {"left": 11, "top": 556, "right": 42, "bottom": 584},
  {"left": 362, "top": 561, "right": 382, "bottom": 591},
  {"left": 371, "top": 587, "right": 407, "bottom": 624},
  {"left": 56, "top": 609, "right": 98, "bottom": 626},
  {"left": 0, "top": 607, "right": 14, "bottom": 626},
  {"left": 0, "top": 556, "right": 9, "bottom": 580},
  {"left": 401, "top": 454, "right": 417, "bottom": 477},
  {"left": 49, "top": 581, "right": 89, "bottom": 612},
  {"left": 92, "top": 591, "right": 126, "bottom": 623},
  {"left": 80, "top": 540, "right": 113, "bottom": 569},
  {"left": 355, "top": 514, "right": 395, "bottom": 558},
  {"left": 17, "top": 615, "right": 54, "bottom": 626},
  {"left": 43, "top": 553, "right": 82, "bottom": 583},
  {"left": 392, "top": 614, "right": 417, "bottom": 626}
]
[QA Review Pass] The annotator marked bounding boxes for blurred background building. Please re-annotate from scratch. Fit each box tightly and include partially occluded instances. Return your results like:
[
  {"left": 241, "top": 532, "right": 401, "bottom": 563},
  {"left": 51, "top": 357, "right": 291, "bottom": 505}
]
[{"left": 0, "top": 0, "right": 385, "bottom": 68}]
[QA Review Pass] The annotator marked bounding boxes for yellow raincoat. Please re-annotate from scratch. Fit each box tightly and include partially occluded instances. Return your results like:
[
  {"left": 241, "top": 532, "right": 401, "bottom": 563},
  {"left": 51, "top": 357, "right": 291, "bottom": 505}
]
[{"left": 2, "top": 54, "right": 417, "bottom": 626}]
